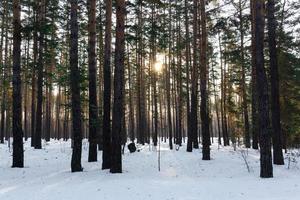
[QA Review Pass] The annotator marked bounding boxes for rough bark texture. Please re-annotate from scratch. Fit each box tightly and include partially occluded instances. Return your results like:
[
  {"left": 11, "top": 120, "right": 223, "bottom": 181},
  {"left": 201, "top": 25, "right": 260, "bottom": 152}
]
[
  {"left": 35, "top": 0, "right": 45, "bottom": 149},
  {"left": 189, "top": 0, "right": 199, "bottom": 152},
  {"left": 87, "top": 0, "right": 99, "bottom": 162},
  {"left": 12, "top": 0, "right": 24, "bottom": 168},
  {"left": 0, "top": 0, "right": 8, "bottom": 144},
  {"left": 267, "top": 0, "right": 284, "bottom": 165},
  {"left": 184, "top": 0, "right": 191, "bottom": 150},
  {"left": 255, "top": 0, "right": 273, "bottom": 178},
  {"left": 110, "top": 0, "right": 125, "bottom": 174},
  {"left": 200, "top": 0, "right": 210, "bottom": 160},
  {"left": 70, "top": 0, "right": 83, "bottom": 173},
  {"left": 167, "top": 0, "right": 173, "bottom": 150},
  {"left": 238, "top": 0, "right": 250, "bottom": 148},
  {"left": 102, "top": 0, "right": 112, "bottom": 170},
  {"left": 31, "top": 8, "right": 38, "bottom": 147},
  {"left": 251, "top": 0, "right": 259, "bottom": 150}
]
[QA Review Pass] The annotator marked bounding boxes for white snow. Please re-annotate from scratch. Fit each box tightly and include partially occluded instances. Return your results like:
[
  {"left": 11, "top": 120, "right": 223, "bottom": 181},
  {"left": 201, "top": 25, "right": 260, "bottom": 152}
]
[{"left": 0, "top": 139, "right": 300, "bottom": 200}]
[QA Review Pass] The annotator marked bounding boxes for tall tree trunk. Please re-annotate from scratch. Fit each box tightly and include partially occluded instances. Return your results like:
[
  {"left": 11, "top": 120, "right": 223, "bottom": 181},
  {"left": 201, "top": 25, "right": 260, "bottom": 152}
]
[
  {"left": 102, "top": 0, "right": 112, "bottom": 170},
  {"left": 184, "top": 0, "right": 191, "bottom": 149},
  {"left": 24, "top": 33, "right": 31, "bottom": 141},
  {"left": 176, "top": 2, "right": 183, "bottom": 146},
  {"left": 166, "top": 0, "right": 173, "bottom": 150},
  {"left": 251, "top": 0, "right": 259, "bottom": 149},
  {"left": 188, "top": 0, "right": 199, "bottom": 152},
  {"left": 31, "top": 5, "right": 38, "bottom": 147},
  {"left": 12, "top": 0, "right": 24, "bottom": 168},
  {"left": 35, "top": 0, "right": 46, "bottom": 149},
  {"left": 136, "top": 2, "right": 147, "bottom": 145},
  {"left": 267, "top": 0, "right": 284, "bottom": 165},
  {"left": 238, "top": 0, "right": 250, "bottom": 148},
  {"left": 255, "top": 0, "right": 273, "bottom": 178},
  {"left": 97, "top": 0, "right": 104, "bottom": 150},
  {"left": 56, "top": 86, "right": 61, "bottom": 139},
  {"left": 70, "top": 0, "right": 83, "bottom": 172},
  {"left": 200, "top": 0, "right": 210, "bottom": 160},
  {"left": 222, "top": 43, "right": 230, "bottom": 146},
  {"left": 110, "top": 0, "right": 125, "bottom": 174},
  {"left": 0, "top": 0, "right": 8, "bottom": 144},
  {"left": 151, "top": 3, "right": 158, "bottom": 147},
  {"left": 212, "top": 60, "right": 221, "bottom": 145},
  {"left": 87, "top": 0, "right": 99, "bottom": 162},
  {"left": 127, "top": 44, "right": 135, "bottom": 142}
]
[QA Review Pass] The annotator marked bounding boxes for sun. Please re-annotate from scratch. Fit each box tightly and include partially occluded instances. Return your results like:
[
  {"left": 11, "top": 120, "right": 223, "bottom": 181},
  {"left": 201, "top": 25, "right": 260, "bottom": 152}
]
[
  {"left": 154, "top": 53, "right": 165, "bottom": 73},
  {"left": 154, "top": 61, "right": 163, "bottom": 73}
]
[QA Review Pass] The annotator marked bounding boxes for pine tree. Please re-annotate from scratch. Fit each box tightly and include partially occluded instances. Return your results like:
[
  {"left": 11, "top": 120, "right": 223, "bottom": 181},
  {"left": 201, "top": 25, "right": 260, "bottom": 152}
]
[
  {"left": 254, "top": 0, "right": 273, "bottom": 178},
  {"left": 12, "top": 0, "right": 24, "bottom": 168},
  {"left": 35, "top": 0, "right": 46, "bottom": 149},
  {"left": 110, "top": 0, "right": 126, "bottom": 174},
  {"left": 70, "top": 0, "right": 83, "bottom": 173},
  {"left": 87, "top": 0, "right": 99, "bottom": 162},
  {"left": 251, "top": 0, "right": 259, "bottom": 150},
  {"left": 188, "top": 0, "right": 199, "bottom": 152},
  {"left": 267, "top": 0, "right": 284, "bottom": 165},
  {"left": 200, "top": 0, "right": 210, "bottom": 160},
  {"left": 102, "top": 0, "right": 113, "bottom": 170}
]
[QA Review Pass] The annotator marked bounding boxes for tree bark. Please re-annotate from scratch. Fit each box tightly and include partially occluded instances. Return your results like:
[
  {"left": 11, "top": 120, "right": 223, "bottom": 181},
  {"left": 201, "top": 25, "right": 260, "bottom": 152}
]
[
  {"left": 255, "top": 0, "right": 273, "bottom": 178},
  {"left": 87, "top": 0, "right": 99, "bottom": 162},
  {"left": 251, "top": 0, "right": 259, "bottom": 149},
  {"left": 102, "top": 0, "right": 112, "bottom": 170},
  {"left": 184, "top": 0, "right": 191, "bottom": 150},
  {"left": 200, "top": 0, "right": 210, "bottom": 160},
  {"left": 70, "top": 0, "right": 83, "bottom": 172},
  {"left": 35, "top": 0, "right": 46, "bottom": 149},
  {"left": 12, "top": 0, "right": 24, "bottom": 168},
  {"left": 238, "top": 0, "right": 250, "bottom": 148},
  {"left": 189, "top": 0, "right": 199, "bottom": 152},
  {"left": 110, "top": 0, "right": 125, "bottom": 174},
  {"left": 31, "top": 5, "right": 38, "bottom": 147},
  {"left": 267, "top": 0, "right": 284, "bottom": 165},
  {"left": 166, "top": 0, "right": 173, "bottom": 150}
]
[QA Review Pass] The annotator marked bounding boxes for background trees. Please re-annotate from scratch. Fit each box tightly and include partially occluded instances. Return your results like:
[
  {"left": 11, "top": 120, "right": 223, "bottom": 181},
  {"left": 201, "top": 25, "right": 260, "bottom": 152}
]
[{"left": 0, "top": 0, "right": 299, "bottom": 176}]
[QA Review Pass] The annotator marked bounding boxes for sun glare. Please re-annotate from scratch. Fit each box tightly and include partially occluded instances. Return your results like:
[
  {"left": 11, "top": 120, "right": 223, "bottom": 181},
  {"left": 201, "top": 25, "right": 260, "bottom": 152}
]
[
  {"left": 154, "top": 62, "right": 163, "bottom": 73},
  {"left": 154, "top": 54, "right": 165, "bottom": 73}
]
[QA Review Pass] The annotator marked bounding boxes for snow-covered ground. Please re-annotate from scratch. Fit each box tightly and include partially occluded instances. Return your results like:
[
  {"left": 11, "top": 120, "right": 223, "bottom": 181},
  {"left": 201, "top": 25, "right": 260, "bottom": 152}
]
[{"left": 0, "top": 139, "right": 299, "bottom": 200}]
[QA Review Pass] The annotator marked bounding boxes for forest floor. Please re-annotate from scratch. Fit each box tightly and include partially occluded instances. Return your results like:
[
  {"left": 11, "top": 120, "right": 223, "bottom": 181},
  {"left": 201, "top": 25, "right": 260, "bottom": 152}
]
[{"left": 0, "top": 139, "right": 300, "bottom": 200}]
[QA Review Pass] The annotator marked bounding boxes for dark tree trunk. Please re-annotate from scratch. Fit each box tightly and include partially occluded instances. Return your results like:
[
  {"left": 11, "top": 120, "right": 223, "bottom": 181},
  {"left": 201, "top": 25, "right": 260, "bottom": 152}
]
[
  {"left": 184, "top": 0, "right": 191, "bottom": 149},
  {"left": 12, "top": 0, "right": 24, "bottom": 168},
  {"left": 0, "top": 0, "right": 7, "bottom": 144},
  {"left": 35, "top": 0, "right": 45, "bottom": 149},
  {"left": 176, "top": 4, "right": 183, "bottom": 146},
  {"left": 267, "top": 0, "right": 284, "bottom": 165},
  {"left": 166, "top": 0, "right": 173, "bottom": 150},
  {"left": 200, "top": 0, "right": 210, "bottom": 160},
  {"left": 31, "top": 7, "right": 38, "bottom": 147},
  {"left": 251, "top": 0, "right": 259, "bottom": 150},
  {"left": 222, "top": 46, "right": 230, "bottom": 146},
  {"left": 238, "top": 0, "right": 250, "bottom": 148},
  {"left": 102, "top": 0, "right": 112, "bottom": 170},
  {"left": 189, "top": 0, "right": 199, "bottom": 152},
  {"left": 97, "top": 1, "right": 104, "bottom": 151},
  {"left": 70, "top": 0, "right": 83, "bottom": 173},
  {"left": 110, "top": 0, "right": 125, "bottom": 174},
  {"left": 87, "top": 0, "right": 99, "bottom": 162},
  {"left": 212, "top": 58, "right": 221, "bottom": 145},
  {"left": 255, "top": 0, "right": 273, "bottom": 178},
  {"left": 127, "top": 46, "right": 135, "bottom": 142},
  {"left": 24, "top": 34, "right": 30, "bottom": 141}
]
